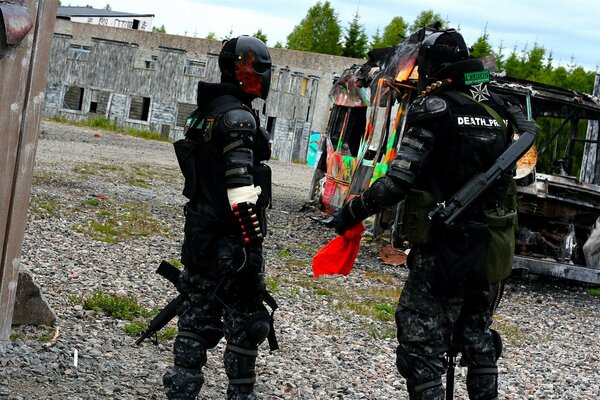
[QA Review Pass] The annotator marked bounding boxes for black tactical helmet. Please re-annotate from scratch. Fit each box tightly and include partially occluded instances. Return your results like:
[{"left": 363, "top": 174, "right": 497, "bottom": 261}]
[
  {"left": 219, "top": 36, "right": 272, "bottom": 100},
  {"left": 417, "top": 29, "right": 471, "bottom": 91}
]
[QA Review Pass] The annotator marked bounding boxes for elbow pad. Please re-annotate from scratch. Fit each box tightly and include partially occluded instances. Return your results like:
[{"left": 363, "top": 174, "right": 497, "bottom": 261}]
[
  {"left": 362, "top": 176, "right": 407, "bottom": 211},
  {"left": 388, "top": 126, "right": 435, "bottom": 186},
  {"left": 221, "top": 108, "right": 256, "bottom": 188}
]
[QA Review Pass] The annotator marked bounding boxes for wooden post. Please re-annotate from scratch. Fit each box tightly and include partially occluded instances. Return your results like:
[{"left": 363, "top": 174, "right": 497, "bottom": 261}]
[{"left": 0, "top": 0, "right": 57, "bottom": 342}]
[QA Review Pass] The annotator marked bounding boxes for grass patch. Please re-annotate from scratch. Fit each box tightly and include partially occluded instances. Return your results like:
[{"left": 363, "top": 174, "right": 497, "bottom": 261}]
[
  {"left": 83, "top": 198, "right": 102, "bottom": 206},
  {"left": 73, "top": 201, "right": 162, "bottom": 243},
  {"left": 50, "top": 116, "right": 170, "bottom": 142},
  {"left": 586, "top": 287, "right": 600, "bottom": 297},
  {"left": 82, "top": 290, "right": 151, "bottom": 320},
  {"left": 315, "top": 288, "right": 332, "bottom": 296},
  {"left": 368, "top": 325, "right": 396, "bottom": 340},
  {"left": 74, "top": 290, "right": 177, "bottom": 343},
  {"left": 124, "top": 320, "right": 177, "bottom": 342},
  {"left": 277, "top": 249, "right": 291, "bottom": 258},
  {"left": 265, "top": 277, "right": 280, "bottom": 293},
  {"left": 30, "top": 195, "right": 59, "bottom": 217},
  {"left": 493, "top": 317, "right": 527, "bottom": 346}
]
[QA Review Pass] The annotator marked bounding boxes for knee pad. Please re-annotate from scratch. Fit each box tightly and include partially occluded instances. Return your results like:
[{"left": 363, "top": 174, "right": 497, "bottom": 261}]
[
  {"left": 491, "top": 329, "right": 503, "bottom": 361},
  {"left": 412, "top": 378, "right": 444, "bottom": 400},
  {"left": 396, "top": 346, "right": 412, "bottom": 379},
  {"left": 467, "top": 366, "right": 498, "bottom": 400},
  {"left": 224, "top": 342, "right": 258, "bottom": 385},
  {"left": 179, "top": 326, "right": 223, "bottom": 349},
  {"left": 245, "top": 309, "right": 271, "bottom": 345},
  {"left": 163, "top": 365, "right": 204, "bottom": 400},
  {"left": 173, "top": 334, "right": 208, "bottom": 370}
]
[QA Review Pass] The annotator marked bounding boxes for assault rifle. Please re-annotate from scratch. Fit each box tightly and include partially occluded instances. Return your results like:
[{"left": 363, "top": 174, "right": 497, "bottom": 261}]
[
  {"left": 135, "top": 260, "right": 280, "bottom": 351},
  {"left": 135, "top": 261, "right": 182, "bottom": 346},
  {"left": 428, "top": 105, "right": 536, "bottom": 227}
]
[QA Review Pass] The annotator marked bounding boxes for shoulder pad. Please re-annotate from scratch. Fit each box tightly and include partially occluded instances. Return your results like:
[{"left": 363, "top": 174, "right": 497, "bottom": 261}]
[
  {"left": 221, "top": 108, "right": 256, "bottom": 132},
  {"left": 408, "top": 95, "right": 448, "bottom": 122}
]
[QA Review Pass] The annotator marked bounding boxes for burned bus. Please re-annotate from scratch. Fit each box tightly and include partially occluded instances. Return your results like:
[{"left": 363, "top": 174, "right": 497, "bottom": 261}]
[{"left": 308, "top": 29, "right": 600, "bottom": 284}]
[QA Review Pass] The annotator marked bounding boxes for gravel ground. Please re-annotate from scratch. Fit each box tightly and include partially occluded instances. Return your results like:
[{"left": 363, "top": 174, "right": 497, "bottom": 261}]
[{"left": 1, "top": 120, "right": 599, "bottom": 399}]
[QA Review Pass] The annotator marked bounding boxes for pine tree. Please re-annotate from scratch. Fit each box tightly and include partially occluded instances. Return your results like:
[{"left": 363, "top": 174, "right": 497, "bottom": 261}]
[
  {"left": 342, "top": 10, "right": 368, "bottom": 59},
  {"left": 380, "top": 16, "right": 407, "bottom": 47},
  {"left": 253, "top": 29, "right": 268, "bottom": 45}
]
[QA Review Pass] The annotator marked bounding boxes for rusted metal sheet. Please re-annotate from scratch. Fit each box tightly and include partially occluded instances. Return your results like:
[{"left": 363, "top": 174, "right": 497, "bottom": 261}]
[
  {"left": 0, "top": 0, "right": 57, "bottom": 342},
  {"left": 0, "top": 3, "right": 33, "bottom": 45}
]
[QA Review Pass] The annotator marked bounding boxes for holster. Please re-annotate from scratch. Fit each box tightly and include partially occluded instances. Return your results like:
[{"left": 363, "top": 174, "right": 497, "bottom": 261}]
[{"left": 173, "top": 138, "right": 198, "bottom": 200}]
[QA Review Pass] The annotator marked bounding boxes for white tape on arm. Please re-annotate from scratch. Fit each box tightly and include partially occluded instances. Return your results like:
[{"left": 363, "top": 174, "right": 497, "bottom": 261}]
[{"left": 227, "top": 185, "right": 262, "bottom": 208}]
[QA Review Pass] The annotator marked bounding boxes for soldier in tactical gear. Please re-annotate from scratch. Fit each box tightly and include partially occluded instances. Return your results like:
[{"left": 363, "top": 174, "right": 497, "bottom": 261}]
[
  {"left": 165, "top": 35, "right": 275, "bottom": 400},
  {"left": 333, "top": 28, "right": 536, "bottom": 399}
]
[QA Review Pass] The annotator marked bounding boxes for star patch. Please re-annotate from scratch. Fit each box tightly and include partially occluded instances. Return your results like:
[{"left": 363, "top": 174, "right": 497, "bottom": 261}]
[{"left": 470, "top": 83, "right": 490, "bottom": 102}]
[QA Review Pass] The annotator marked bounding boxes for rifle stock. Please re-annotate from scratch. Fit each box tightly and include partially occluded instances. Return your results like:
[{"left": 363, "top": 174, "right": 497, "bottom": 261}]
[
  {"left": 135, "top": 261, "right": 182, "bottom": 346},
  {"left": 428, "top": 130, "right": 535, "bottom": 226}
]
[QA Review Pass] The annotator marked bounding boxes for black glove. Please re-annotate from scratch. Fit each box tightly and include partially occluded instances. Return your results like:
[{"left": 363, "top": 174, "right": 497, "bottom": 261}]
[
  {"left": 232, "top": 201, "right": 263, "bottom": 246},
  {"left": 506, "top": 105, "right": 537, "bottom": 135},
  {"left": 331, "top": 196, "right": 370, "bottom": 236}
]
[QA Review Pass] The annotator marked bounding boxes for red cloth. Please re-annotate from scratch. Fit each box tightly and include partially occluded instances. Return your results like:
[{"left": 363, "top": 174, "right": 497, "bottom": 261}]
[{"left": 312, "top": 223, "right": 365, "bottom": 277}]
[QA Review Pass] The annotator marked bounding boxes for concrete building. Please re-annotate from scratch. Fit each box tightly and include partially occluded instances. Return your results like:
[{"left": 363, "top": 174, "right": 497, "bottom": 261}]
[
  {"left": 44, "top": 19, "right": 362, "bottom": 162},
  {"left": 57, "top": 6, "right": 154, "bottom": 32}
]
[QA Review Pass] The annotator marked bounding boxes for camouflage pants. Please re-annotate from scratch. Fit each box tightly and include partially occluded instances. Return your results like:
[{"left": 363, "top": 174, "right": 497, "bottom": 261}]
[
  {"left": 163, "top": 234, "right": 266, "bottom": 400},
  {"left": 395, "top": 247, "right": 501, "bottom": 400}
]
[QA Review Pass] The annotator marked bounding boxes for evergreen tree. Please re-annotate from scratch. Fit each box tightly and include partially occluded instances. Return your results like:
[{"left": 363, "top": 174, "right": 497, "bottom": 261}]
[
  {"left": 369, "top": 26, "right": 383, "bottom": 51},
  {"left": 253, "top": 29, "right": 268, "bottom": 45},
  {"left": 152, "top": 24, "right": 166, "bottom": 33},
  {"left": 342, "top": 10, "right": 368, "bottom": 59},
  {"left": 274, "top": 41, "right": 284, "bottom": 48},
  {"left": 409, "top": 10, "right": 446, "bottom": 33},
  {"left": 104, "top": 3, "right": 111, "bottom": 10},
  {"left": 380, "top": 16, "right": 407, "bottom": 47},
  {"left": 286, "top": 1, "right": 342, "bottom": 55},
  {"left": 471, "top": 26, "right": 494, "bottom": 59}
]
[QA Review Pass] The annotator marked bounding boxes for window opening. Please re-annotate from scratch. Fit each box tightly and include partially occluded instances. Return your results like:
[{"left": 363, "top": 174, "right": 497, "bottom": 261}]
[
  {"left": 62, "top": 86, "right": 84, "bottom": 111},
  {"left": 129, "top": 96, "right": 151, "bottom": 121}
]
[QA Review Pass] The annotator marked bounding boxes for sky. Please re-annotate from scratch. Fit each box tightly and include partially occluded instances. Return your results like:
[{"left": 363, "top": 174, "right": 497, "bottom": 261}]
[{"left": 64, "top": 0, "right": 600, "bottom": 72}]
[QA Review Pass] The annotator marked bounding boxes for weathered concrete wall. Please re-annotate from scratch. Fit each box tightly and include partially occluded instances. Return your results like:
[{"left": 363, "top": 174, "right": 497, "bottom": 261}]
[{"left": 44, "top": 19, "right": 362, "bottom": 162}]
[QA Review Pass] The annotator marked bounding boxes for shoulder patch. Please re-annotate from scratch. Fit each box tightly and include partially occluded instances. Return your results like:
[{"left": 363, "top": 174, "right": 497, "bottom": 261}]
[{"left": 408, "top": 95, "right": 448, "bottom": 122}]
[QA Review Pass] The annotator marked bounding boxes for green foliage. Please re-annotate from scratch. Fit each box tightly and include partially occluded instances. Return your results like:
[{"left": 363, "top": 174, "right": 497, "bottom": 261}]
[
  {"left": 79, "top": 290, "right": 177, "bottom": 343},
  {"left": 206, "top": 32, "right": 217, "bottom": 40},
  {"left": 342, "top": 10, "right": 368, "bottom": 59},
  {"left": 49, "top": 115, "right": 169, "bottom": 142},
  {"left": 124, "top": 321, "right": 177, "bottom": 342},
  {"left": 277, "top": 249, "right": 291, "bottom": 258},
  {"left": 152, "top": 24, "right": 166, "bottom": 33},
  {"left": 380, "top": 16, "right": 407, "bottom": 48},
  {"left": 83, "top": 290, "right": 150, "bottom": 320},
  {"left": 374, "top": 303, "right": 395, "bottom": 321},
  {"left": 103, "top": 3, "right": 111, "bottom": 11},
  {"left": 72, "top": 201, "right": 162, "bottom": 243},
  {"left": 586, "top": 288, "right": 600, "bottom": 297},
  {"left": 274, "top": 41, "right": 283, "bottom": 48},
  {"left": 83, "top": 198, "right": 101, "bottom": 206},
  {"left": 489, "top": 40, "right": 596, "bottom": 176},
  {"left": 409, "top": 9, "right": 446, "bottom": 33},
  {"left": 31, "top": 195, "right": 58, "bottom": 217},
  {"left": 286, "top": 1, "right": 342, "bottom": 55},
  {"left": 471, "top": 28, "right": 494, "bottom": 59},
  {"left": 253, "top": 29, "right": 268, "bottom": 45},
  {"left": 369, "top": 27, "right": 383, "bottom": 52}
]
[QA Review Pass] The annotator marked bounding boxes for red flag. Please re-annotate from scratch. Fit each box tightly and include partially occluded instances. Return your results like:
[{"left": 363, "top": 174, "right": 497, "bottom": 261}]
[{"left": 312, "top": 223, "right": 365, "bottom": 277}]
